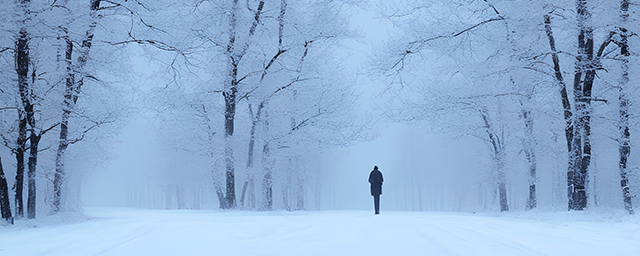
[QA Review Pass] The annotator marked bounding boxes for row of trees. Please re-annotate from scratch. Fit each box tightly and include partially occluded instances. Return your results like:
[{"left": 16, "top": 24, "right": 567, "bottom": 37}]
[
  {"left": 132, "top": 0, "right": 364, "bottom": 211},
  {"left": 3, "top": 0, "right": 634, "bottom": 220},
  {"left": 1, "top": 0, "right": 366, "bottom": 222},
  {"left": 0, "top": 0, "right": 139, "bottom": 223},
  {"left": 378, "top": 0, "right": 638, "bottom": 213}
]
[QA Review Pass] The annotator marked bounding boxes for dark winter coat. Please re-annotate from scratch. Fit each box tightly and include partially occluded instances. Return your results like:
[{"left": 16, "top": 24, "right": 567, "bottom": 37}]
[{"left": 369, "top": 169, "right": 383, "bottom": 196}]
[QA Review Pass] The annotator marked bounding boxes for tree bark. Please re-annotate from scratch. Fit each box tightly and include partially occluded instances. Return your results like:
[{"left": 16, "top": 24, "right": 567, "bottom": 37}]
[
  {"left": 15, "top": 10, "right": 30, "bottom": 217},
  {"left": 220, "top": 0, "right": 265, "bottom": 209},
  {"left": 52, "top": 35, "right": 74, "bottom": 213},
  {"left": 480, "top": 109, "right": 508, "bottom": 212},
  {"left": 241, "top": 0, "right": 287, "bottom": 209},
  {"left": 26, "top": 132, "right": 40, "bottom": 219},
  {"left": 14, "top": 112, "right": 27, "bottom": 218},
  {"left": 261, "top": 142, "right": 272, "bottom": 211},
  {"left": 618, "top": 0, "right": 633, "bottom": 214},
  {"left": 544, "top": 14, "right": 578, "bottom": 210},
  {"left": 568, "top": 0, "right": 595, "bottom": 211},
  {"left": 240, "top": 102, "right": 264, "bottom": 208},
  {"left": 0, "top": 156, "right": 13, "bottom": 224},
  {"left": 25, "top": 66, "right": 41, "bottom": 219},
  {"left": 52, "top": 0, "right": 100, "bottom": 213},
  {"left": 221, "top": 0, "right": 240, "bottom": 210},
  {"left": 522, "top": 108, "right": 537, "bottom": 210},
  {"left": 17, "top": 28, "right": 41, "bottom": 218},
  {"left": 295, "top": 160, "right": 305, "bottom": 211}
]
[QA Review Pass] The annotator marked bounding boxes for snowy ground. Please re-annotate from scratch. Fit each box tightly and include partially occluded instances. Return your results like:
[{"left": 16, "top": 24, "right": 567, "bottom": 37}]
[{"left": 1, "top": 208, "right": 638, "bottom": 256}]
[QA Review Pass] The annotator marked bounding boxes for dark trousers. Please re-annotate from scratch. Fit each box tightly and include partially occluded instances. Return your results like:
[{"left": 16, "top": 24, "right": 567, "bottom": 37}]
[{"left": 373, "top": 194, "right": 380, "bottom": 214}]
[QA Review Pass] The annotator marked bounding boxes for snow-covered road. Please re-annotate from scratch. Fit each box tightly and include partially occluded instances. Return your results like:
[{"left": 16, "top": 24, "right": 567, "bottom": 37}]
[{"left": 1, "top": 208, "right": 638, "bottom": 256}]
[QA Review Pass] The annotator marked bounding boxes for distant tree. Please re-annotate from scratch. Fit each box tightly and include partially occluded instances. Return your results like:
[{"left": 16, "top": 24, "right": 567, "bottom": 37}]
[
  {"left": 521, "top": 98, "right": 538, "bottom": 210},
  {"left": 235, "top": 0, "right": 355, "bottom": 210},
  {"left": 378, "top": 0, "right": 522, "bottom": 211},
  {"left": 479, "top": 108, "right": 509, "bottom": 212}
]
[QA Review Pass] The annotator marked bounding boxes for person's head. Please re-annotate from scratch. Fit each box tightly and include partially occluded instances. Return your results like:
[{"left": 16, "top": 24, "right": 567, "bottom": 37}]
[{"left": 374, "top": 166, "right": 378, "bottom": 171}]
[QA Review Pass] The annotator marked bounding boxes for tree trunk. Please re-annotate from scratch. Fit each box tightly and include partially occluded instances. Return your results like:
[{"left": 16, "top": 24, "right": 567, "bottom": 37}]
[
  {"left": 220, "top": 0, "right": 265, "bottom": 209},
  {"left": 221, "top": 0, "right": 240, "bottom": 210},
  {"left": 618, "top": 0, "right": 633, "bottom": 214},
  {"left": 261, "top": 143, "right": 272, "bottom": 211},
  {"left": 14, "top": 112, "right": 27, "bottom": 218},
  {"left": 498, "top": 172, "right": 508, "bottom": 212},
  {"left": 496, "top": 148, "right": 508, "bottom": 212},
  {"left": 17, "top": 26, "right": 40, "bottom": 218},
  {"left": 544, "top": 15, "right": 577, "bottom": 211},
  {"left": 52, "top": 0, "right": 100, "bottom": 213},
  {"left": 295, "top": 163, "right": 305, "bottom": 211},
  {"left": 222, "top": 64, "right": 238, "bottom": 209},
  {"left": 240, "top": 103, "right": 264, "bottom": 208},
  {"left": 214, "top": 184, "right": 226, "bottom": 209},
  {"left": 480, "top": 109, "right": 508, "bottom": 212},
  {"left": 522, "top": 108, "right": 537, "bottom": 210},
  {"left": 26, "top": 133, "right": 40, "bottom": 219},
  {"left": 15, "top": 22, "right": 30, "bottom": 218},
  {"left": 568, "top": 0, "right": 595, "bottom": 211},
  {"left": 52, "top": 36, "right": 73, "bottom": 213},
  {"left": 0, "top": 156, "right": 13, "bottom": 224},
  {"left": 25, "top": 65, "right": 40, "bottom": 219}
]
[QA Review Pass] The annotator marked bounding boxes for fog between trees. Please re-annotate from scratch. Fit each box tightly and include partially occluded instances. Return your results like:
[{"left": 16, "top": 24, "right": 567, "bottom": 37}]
[{"left": 1, "top": 0, "right": 638, "bottom": 223}]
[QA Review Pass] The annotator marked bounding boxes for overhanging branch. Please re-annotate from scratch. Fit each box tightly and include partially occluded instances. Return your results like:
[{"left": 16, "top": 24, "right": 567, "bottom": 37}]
[
  {"left": 104, "top": 39, "right": 181, "bottom": 52},
  {"left": 392, "top": 17, "right": 505, "bottom": 70}
]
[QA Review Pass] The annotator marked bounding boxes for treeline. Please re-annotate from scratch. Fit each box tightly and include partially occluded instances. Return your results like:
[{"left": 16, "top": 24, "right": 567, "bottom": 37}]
[
  {"left": 378, "top": 0, "right": 638, "bottom": 213},
  {"left": 1, "top": 0, "right": 364, "bottom": 224}
]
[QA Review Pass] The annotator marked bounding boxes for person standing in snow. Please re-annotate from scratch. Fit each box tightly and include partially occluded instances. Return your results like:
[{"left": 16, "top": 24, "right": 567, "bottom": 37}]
[{"left": 368, "top": 166, "right": 384, "bottom": 215}]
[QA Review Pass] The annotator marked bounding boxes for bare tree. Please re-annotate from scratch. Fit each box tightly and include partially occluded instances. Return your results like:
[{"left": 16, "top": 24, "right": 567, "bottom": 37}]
[
  {"left": 479, "top": 108, "right": 509, "bottom": 212},
  {"left": 379, "top": 0, "right": 518, "bottom": 211},
  {"left": 214, "top": 0, "right": 266, "bottom": 209},
  {"left": 14, "top": 0, "right": 30, "bottom": 219},
  {"left": 52, "top": 0, "right": 102, "bottom": 213},
  {"left": 544, "top": 0, "right": 634, "bottom": 211}
]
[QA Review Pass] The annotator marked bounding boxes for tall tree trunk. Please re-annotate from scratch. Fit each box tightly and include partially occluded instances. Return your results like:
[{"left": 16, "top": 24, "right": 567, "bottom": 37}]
[
  {"left": 26, "top": 132, "right": 40, "bottom": 219},
  {"left": 241, "top": 0, "right": 286, "bottom": 208},
  {"left": 52, "top": 0, "right": 100, "bottom": 213},
  {"left": 240, "top": 103, "right": 264, "bottom": 208},
  {"left": 618, "top": 0, "right": 633, "bottom": 214},
  {"left": 15, "top": 5, "right": 30, "bottom": 216},
  {"left": 221, "top": 0, "right": 240, "bottom": 210},
  {"left": 14, "top": 112, "right": 27, "bottom": 218},
  {"left": 568, "top": 0, "right": 595, "bottom": 211},
  {"left": 522, "top": 107, "right": 537, "bottom": 210},
  {"left": 261, "top": 142, "right": 272, "bottom": 211},
  {"left": 295, "top": 159, "right": 305, "bottom": 211},
  {"left": 480, "top": 109, "right": 508, "bottom": 212},
  {"left": 25, "top": 63, "right": 40, "bottom": 219},
  {"left": 52, "top": 35, "right": 73, "bottom": 213},
  {"left": 220, "top": 0, "right": 265, "bottom": 209},
  {"left": 0, "top": 156, "right": 13, "bottom": 224},
  {"left": 222, "top": 58, "right": 238, "bottom": 209},
  {"left": 544, "top": 14, "right": 576, "bottom": 210}
]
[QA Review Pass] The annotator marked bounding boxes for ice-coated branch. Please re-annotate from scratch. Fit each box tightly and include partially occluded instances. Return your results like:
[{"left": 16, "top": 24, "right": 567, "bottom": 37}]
[{"left": 391, "top": 17, "right": 504, "bottom": 70}]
